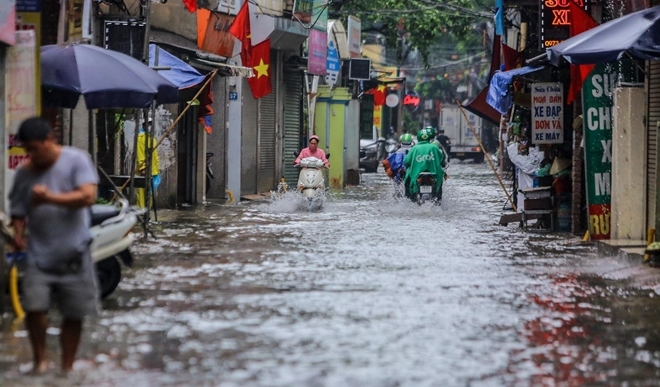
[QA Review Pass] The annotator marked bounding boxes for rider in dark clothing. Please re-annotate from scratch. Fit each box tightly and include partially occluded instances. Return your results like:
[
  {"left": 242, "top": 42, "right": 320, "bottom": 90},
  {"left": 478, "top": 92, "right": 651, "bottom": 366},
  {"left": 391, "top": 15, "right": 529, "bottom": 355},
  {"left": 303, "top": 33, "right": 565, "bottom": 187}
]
[
  {"left": 436, "top": 129, "right": 451, "bottom": 153},
  {"left": 435, "top": 128, "right": 451, "bottom": 162}
]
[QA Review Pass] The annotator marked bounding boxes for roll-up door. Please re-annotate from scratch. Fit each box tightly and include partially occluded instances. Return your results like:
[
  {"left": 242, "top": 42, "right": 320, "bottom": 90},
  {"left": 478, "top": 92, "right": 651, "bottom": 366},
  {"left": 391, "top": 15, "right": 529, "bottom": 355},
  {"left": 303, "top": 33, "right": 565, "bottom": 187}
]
[
  {"left": 283, "top": 71, "right": 302, "bottom": 188},
  {"left": 647, "top": 61, "right": 660, "bottom": 230},
  {"left": 257, "top": 52, "right": 277, "bottom": 193}
]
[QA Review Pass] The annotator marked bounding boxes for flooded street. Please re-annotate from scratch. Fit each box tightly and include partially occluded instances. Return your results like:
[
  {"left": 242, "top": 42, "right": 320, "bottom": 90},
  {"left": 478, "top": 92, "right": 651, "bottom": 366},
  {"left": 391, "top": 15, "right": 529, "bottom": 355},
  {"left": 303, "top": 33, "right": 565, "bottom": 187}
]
[{"left": 4, "top": 163, "right": 660, "bottom": 386}]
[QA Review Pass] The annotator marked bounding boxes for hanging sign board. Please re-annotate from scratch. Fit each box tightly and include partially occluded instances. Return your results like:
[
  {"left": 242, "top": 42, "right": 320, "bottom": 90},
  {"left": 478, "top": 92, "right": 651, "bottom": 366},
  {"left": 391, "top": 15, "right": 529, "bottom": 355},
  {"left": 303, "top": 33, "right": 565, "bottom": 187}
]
[
  {"left": 531, "top": 82, "right": 563, "bottom": 144},
  {"left": 403, "top": 91, "right": 420, "bottom": 112},
  {"left": 582, "top": 64, "right": 617, "bottom": 240},
  {"left": 540, "top": 0, "right": 589, "bottom": 48}
]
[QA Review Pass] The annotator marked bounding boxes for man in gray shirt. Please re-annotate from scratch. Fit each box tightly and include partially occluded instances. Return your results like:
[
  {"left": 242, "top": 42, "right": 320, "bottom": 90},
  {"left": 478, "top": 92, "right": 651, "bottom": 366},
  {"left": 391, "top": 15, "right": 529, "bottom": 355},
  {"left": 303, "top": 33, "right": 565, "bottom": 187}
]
[{"left": 9, "top": 117, "right": 99, "bottom": 373}]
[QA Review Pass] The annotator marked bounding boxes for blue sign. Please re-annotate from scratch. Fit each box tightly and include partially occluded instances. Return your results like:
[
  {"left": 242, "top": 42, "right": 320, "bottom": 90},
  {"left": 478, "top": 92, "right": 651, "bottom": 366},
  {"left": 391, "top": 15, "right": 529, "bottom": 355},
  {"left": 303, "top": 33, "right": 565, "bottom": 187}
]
[
  {"left": 327, "top": 41, "right": 340, "bottom": 72},
  {"left": 229, "top": 92, "right": 238, "bottom": 101},
  {"left": 16, "top": 0, "right": 42, "bottom": 12}
]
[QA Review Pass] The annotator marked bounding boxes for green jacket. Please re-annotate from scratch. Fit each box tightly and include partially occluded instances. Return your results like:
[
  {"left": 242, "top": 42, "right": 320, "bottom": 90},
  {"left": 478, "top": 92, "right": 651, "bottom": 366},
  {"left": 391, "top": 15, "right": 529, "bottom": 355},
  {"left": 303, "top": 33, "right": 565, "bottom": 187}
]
[{"left": 404, "top": 141, "right": 445, "bottom": 194}]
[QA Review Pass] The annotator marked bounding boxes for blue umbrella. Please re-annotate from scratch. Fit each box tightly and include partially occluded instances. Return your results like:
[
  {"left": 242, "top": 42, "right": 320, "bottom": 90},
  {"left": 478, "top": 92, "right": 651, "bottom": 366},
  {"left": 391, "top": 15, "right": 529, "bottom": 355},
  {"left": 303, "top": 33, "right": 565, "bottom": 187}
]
[
  {"left": 547, "top": 5, "right": 660, "bottom": 66},
  {"left": 41, "top": 44, "right": 179, "bottom": 109}
]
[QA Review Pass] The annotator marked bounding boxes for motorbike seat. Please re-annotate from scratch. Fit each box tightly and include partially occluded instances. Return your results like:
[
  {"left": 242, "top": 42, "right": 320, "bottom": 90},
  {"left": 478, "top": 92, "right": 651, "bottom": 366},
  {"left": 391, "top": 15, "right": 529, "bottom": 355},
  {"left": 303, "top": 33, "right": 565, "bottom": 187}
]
[{"left": 90, "top": 204, "right": 121, "bottom": 226}]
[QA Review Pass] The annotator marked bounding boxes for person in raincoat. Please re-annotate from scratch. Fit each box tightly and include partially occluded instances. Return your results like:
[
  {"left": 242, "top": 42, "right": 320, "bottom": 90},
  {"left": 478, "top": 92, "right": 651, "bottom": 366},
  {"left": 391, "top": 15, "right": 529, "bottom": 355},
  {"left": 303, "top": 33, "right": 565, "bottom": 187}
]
[
  {"left": 404, "top": 127, "right": 445, "bottom": 198},
  {"left": 136, "top": 118, "right": 161, "bottom": 208}
]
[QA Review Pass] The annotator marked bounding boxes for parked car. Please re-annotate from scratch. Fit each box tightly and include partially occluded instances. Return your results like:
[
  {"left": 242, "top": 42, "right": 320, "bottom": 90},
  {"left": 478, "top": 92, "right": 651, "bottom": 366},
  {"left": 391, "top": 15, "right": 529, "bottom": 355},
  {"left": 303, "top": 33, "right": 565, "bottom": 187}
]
[{"left": 360, "top": 139, "right": 379, "bottom": 173}]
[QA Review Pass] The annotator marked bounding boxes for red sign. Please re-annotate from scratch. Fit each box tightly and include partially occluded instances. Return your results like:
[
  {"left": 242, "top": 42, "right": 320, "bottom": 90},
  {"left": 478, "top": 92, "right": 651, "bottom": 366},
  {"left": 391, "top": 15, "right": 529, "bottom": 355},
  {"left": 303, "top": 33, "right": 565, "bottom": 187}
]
[
  {"left": 403, "top": 92, "right": 420, "bottom": 112},
  {"left": 540, "top": 0, "right": 588, "bottom": 48}
]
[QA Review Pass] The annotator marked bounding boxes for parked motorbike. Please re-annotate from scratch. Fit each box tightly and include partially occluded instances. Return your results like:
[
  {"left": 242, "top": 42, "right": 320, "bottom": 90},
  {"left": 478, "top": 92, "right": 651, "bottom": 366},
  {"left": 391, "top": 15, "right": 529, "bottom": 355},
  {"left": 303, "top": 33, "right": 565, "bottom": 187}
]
[
  {"left": 206, "top": 152, "right": 214, "bottom": 194},
  {"left": 411, "top": 172, "right": 442, "bottom": 206},
  {"left": 90, "top": 199, "right": 144, "bottom": 298},
  {"left": 3, "top": 199, "right": 143, "bottom": 305}
]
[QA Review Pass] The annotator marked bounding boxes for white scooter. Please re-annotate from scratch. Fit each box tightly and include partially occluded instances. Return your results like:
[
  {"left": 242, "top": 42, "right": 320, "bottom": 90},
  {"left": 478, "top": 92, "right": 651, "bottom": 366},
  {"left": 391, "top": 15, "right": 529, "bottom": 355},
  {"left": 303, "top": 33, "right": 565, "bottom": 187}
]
[
  {"left": 295, "top": 153, "right": 330, "bottom": 210},
  {"left": 2, "top": 199, "right": 143, "bottom": 301},
  {"left": 90, "top": 199, "right": 144, "bottom": 298}
]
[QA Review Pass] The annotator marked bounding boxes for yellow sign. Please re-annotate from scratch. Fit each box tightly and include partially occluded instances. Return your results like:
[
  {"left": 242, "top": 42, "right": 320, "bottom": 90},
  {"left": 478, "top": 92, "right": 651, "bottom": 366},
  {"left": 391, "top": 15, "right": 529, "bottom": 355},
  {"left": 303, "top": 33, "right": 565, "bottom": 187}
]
[{"left": 373, "top": 105, "right": 382, "bottom": 130}]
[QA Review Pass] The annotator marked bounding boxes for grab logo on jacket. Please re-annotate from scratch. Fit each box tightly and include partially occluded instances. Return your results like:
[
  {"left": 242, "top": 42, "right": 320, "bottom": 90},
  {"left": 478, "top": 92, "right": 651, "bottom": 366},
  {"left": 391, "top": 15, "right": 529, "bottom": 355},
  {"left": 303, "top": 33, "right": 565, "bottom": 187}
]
[{"left": 416, "top": 153, "right": 435, "bottom": 162}]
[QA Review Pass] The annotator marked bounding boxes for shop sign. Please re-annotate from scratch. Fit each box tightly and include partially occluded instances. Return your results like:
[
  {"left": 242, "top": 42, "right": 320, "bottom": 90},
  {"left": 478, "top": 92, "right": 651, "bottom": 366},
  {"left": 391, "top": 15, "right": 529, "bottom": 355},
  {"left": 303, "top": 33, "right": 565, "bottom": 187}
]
[
  {"left": 540, "top": 0, "right": 588, "bottom": 49},
  {"left": 308, "top": 29, "right": 327, "bottom": 76},
  {"left": 347, "top": 16, "right": 361, "bottom": 59},
  {"left": 582, "top": 64, "right": 618, "bottom": 240},
  {"left": 531, "top": 82, "right": 563, "bottom": 144},
  {"left": 403, "top": 91, "right": 420, "bottom": 112}
]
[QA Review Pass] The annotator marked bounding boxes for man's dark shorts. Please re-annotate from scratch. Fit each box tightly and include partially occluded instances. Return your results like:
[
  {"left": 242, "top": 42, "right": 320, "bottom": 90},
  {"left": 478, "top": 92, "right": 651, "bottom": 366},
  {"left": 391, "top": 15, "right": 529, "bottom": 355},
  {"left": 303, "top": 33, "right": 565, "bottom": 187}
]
[{"left": 21, "top": 250, "right": 100, "bottom": 319}]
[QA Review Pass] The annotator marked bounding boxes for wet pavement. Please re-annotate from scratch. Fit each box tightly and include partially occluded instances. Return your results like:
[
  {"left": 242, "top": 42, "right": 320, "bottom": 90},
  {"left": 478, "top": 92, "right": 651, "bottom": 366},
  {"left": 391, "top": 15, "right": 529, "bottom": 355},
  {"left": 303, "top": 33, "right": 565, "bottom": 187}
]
[{"left": 3, "top": 163, "right": 660, "bottom": 386}]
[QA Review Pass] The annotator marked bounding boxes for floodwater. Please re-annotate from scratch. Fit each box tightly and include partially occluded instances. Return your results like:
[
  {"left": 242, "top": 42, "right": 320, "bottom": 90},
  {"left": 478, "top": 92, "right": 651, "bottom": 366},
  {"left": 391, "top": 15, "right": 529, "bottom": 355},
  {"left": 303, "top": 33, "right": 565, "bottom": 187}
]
[{"left": 3, "top": 163, "right": 660, "bottom": 386}]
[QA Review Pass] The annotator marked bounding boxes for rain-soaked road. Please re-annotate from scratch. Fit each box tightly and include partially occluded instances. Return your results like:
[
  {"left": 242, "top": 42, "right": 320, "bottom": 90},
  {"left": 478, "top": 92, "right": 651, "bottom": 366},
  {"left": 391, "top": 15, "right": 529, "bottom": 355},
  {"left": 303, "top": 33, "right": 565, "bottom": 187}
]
[{"left": 4, "top": 162, "right": 660, "bottom": 386}]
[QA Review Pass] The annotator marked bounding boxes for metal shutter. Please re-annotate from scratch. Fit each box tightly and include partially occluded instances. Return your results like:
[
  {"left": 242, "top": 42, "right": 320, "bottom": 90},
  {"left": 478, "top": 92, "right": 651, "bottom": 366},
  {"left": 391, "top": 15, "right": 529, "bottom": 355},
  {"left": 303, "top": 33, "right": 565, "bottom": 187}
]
[
  {"left": 648, "top": 61, "right": 660, "bottom": 230},
  {"left": 257, "top": 52, "right": 277, "bottom": 193},
  {"left": 283, "top": 71, "right": 302, "bottom": 188}
]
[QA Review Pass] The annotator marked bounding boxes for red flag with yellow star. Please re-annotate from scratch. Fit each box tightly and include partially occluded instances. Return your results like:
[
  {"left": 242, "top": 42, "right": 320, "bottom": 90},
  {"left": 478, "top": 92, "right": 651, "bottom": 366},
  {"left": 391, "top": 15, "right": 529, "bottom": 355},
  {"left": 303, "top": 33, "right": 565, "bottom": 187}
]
[
  {"left": 228, "top": 1, "right": 251, "bottom": 63},
  {"left": 247, "top": 39, "right": 272, "bottom": 99},
  {"left": 365, "top": 85, "right": 386, "bottom": 106}
]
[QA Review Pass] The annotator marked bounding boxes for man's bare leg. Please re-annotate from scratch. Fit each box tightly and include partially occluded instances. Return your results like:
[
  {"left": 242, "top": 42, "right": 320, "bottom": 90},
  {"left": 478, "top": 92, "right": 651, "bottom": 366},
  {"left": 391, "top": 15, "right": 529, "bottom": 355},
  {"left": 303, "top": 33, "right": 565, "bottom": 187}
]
[
  {"left": 60, "top": 319, "right": 82, "bottom": 372},
  {"left": 26, "top": 312, "right": 49, "bottom": 373}
]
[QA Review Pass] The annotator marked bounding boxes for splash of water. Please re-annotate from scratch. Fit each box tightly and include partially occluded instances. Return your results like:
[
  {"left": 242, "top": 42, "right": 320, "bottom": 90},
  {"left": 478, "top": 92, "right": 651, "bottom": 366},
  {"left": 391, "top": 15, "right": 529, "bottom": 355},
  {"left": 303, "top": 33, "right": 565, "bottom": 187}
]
[{"left": 259, "top": 191, "right": 327, "bottom": 213}]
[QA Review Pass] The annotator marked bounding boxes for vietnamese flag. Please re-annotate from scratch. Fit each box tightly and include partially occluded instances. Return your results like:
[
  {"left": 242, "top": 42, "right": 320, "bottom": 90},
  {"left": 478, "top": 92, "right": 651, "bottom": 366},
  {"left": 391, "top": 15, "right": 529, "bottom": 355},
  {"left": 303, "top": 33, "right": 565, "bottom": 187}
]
[
  {"left": 567, "top": 2, "right": 598, "bottom": 104},
  {"left": 229, "top": 1, "right": 251, "bottom": 63},
  {"left": 247, "top": 39, "right": 272, "bottom": 99},
  {"left": 365, "top": 85, "right": 386, "bottom": 106}
]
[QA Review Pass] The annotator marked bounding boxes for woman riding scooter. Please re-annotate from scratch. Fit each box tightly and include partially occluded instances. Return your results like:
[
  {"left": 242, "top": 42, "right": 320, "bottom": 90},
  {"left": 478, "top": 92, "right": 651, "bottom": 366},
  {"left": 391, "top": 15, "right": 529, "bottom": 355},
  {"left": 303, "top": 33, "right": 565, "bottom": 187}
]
[
  {"left": 403, "top": 127, "right": 445, "bottom": 201},
  {"left": 294, "top": 135, "right": 329, "bottom": 167}
]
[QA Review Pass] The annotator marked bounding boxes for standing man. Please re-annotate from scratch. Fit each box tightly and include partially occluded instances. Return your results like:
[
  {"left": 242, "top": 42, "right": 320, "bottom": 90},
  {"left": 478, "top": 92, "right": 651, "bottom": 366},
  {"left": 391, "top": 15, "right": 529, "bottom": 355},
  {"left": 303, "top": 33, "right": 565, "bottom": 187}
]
[
  {"left": 9, "top": 117, "right": 99, "bottom": 373},
  {"left": 136, "top": 117, "right": 161, "bottom": 208}
]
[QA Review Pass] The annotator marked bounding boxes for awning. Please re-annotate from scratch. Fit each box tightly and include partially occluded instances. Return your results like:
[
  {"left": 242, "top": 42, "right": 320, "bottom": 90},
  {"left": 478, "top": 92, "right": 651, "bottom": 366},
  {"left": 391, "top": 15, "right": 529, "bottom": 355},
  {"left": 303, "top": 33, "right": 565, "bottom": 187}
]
[
  {"left": 464, "top": 87, "right": 501, "bottom": 126},
  {"left": 151, "top": 41, "right": 254, "bottom": 78},
  {"left": 149, "top": 44, "right": 206, "bottom": 89},
  {"left": 486, "top": 66, "right": 544, "bottom": 114}
]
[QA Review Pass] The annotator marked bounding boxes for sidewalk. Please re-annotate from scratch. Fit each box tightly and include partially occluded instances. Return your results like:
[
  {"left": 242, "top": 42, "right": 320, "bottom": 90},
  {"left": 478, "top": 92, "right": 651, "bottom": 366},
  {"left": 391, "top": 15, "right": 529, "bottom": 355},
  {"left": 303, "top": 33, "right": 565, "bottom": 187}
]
[{"left": 589, "top": 239, "right": 660, "bottom": 289}]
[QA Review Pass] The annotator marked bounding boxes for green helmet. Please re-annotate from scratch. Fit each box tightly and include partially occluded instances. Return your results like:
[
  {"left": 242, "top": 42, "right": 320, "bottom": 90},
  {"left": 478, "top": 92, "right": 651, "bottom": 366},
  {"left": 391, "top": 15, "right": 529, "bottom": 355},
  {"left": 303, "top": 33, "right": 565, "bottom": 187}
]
[
  {"left": 417, "top": 127, "right": 433, "bottom": 142},
  {"left": 400, "top": 133, "right": 413, "bottom": 144}
]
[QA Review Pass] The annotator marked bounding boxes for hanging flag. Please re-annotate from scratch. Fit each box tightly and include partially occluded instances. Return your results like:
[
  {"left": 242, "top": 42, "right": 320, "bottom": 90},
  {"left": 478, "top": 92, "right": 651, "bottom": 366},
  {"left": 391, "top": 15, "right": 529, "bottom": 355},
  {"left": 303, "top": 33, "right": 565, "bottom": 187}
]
[
  {"left": 229, "top": 0, "right": 251, "bottom": 64},
  {"left": 182, "top": 0, "right": 197, "bottom": 13},
  {"left": 246, "top": 39, "right": 272, "bottom": 99},
  {"left": 567, "top": 2, "right": 598, "bottom": 104},
  {"left": 197, "top": 8, "right": 211, "bottom": 49},
  {"left": 365, "top": 85, "right": 386, "bottom": 106}
]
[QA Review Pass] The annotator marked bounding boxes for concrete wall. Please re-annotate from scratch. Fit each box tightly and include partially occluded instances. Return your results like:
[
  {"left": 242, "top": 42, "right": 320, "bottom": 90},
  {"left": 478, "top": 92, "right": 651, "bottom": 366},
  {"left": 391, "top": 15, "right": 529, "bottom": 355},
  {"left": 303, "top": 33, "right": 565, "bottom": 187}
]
[
  {"left": 345, "top": 100, "right": 360, "bottom": 171},
  {"left": 206, "top": 77, "right": 228, "bottom": 200},
  {"left": 611, "top": 87, "right": 647, "bottom": 240},
  {"left": 149, "top": 2, "right": 197, "bottom": 43}
]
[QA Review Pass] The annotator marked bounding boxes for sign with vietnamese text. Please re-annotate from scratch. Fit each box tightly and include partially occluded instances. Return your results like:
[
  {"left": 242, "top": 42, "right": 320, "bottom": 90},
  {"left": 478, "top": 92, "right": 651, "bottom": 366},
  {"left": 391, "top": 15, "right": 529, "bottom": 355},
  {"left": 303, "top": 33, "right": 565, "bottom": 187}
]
[
  {"left": 325, "top": 40, "right": 340, "bottom": 87},
  {"left": 540, "top": 0, "right": 588, "bottom": 48},
  {"left": 531, "top": 82, "right": 564, "bottom": 144},
  {"left": 308, "top": 29, "right": 327, "bottom": 76},
  {"left": 582, "top": 64, "right": 618, "bottom": 240},
  {"left": 347, "top": 16, "right": 361, "bottom": 58}
]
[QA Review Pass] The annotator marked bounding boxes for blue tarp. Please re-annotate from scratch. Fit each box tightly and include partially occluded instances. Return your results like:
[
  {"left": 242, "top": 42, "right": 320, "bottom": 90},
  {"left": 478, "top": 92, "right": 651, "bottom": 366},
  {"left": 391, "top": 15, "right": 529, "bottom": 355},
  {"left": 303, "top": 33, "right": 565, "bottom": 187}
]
[
  {"left": 486, "top": 66, "right": 544, "bottom": 114},
  {"left": 149, "top": 44, "right": 206, "bottom": 90}
]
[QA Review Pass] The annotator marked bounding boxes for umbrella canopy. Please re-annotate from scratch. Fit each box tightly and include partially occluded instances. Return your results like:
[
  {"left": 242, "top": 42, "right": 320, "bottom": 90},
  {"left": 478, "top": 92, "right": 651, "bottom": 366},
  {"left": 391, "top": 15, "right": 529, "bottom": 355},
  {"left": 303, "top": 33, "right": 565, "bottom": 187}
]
[
  {"left": 547, "top": 5, "right": 660, "bottom": 66},
  {"left": 41, "top": 44, "right": 179, "bottom": 109}
]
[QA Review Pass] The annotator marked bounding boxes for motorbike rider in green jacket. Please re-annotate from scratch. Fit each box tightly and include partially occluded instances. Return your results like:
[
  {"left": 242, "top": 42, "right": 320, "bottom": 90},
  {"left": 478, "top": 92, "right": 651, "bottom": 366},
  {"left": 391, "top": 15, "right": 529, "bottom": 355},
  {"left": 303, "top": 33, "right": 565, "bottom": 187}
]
[{"left": 403, "top": 127, "right": 445, "bottom": 197}]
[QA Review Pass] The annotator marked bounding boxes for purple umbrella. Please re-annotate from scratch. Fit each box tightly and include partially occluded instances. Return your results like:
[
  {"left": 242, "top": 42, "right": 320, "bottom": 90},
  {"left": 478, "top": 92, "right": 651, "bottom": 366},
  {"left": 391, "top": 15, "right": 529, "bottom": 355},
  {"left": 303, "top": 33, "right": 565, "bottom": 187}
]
[{"left": 41, "top": 44, "right": 179, "bottom": 109}]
